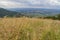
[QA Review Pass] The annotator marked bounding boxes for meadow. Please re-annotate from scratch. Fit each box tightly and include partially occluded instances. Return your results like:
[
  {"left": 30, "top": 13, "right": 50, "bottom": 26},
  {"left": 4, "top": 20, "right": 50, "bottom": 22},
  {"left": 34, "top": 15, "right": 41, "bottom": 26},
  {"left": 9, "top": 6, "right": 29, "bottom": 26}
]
[{"left": 0, "top": 17, "right": 60, "bottom": 40}]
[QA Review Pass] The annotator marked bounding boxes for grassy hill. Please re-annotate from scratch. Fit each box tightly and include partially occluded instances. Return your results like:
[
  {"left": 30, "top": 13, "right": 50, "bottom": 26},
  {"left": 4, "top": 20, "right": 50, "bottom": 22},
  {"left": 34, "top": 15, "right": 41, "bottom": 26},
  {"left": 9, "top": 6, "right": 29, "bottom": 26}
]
[{"left": 0, "top": 17, "right": 60, "bottom": 40}]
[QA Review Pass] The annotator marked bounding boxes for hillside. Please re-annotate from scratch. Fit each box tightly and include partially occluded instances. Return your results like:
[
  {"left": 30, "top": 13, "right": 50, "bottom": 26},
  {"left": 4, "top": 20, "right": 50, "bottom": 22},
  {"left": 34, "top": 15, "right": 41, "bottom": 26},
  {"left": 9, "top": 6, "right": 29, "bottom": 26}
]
[
  {"left": 0, "top": 8, "right": 23, "bottom": 17},
  {"left": 0, "top": 18, "right": 60, "bottom": 40}
]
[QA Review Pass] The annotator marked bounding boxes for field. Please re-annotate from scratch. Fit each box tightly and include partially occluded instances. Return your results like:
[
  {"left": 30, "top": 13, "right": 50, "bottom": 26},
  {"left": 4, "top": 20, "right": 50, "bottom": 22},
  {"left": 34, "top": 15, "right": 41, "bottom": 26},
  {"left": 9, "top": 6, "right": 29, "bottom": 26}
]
[{"left": 0, "top": 17, "right": 60, "bottom": 40}]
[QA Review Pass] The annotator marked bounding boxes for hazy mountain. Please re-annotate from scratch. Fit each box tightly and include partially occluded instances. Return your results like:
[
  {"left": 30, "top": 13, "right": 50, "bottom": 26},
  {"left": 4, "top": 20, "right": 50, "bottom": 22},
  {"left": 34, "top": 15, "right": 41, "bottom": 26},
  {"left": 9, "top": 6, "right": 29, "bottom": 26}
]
[
  {"left": 7, "top": 8, "right": 60, "bottom": 16},
  {"left": 0, "top": 8, "right": 60, "bottom": 18}
]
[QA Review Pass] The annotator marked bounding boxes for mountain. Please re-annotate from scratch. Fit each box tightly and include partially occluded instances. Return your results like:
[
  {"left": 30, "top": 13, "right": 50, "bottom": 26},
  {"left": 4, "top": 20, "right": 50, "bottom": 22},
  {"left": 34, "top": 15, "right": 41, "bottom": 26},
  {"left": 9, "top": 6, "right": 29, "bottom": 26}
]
[
  {"left": 0, "top": 8, "right": 60, "bottom": 18},
  {"left": 0, "top": 8, "right": 60, "bottom": 20},
  {"left": 7, "top": 8, "right": 60, "bottom": 16},
  {"left": 0, "top": 8, "right": 23, "bottom": 17}
]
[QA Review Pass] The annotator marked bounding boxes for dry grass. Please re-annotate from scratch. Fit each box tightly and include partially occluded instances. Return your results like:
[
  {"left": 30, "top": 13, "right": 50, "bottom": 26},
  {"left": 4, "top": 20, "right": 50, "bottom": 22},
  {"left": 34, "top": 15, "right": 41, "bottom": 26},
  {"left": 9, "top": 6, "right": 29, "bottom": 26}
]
[{"left": 0, "top": 17, "right": 60, "bottom": 40}]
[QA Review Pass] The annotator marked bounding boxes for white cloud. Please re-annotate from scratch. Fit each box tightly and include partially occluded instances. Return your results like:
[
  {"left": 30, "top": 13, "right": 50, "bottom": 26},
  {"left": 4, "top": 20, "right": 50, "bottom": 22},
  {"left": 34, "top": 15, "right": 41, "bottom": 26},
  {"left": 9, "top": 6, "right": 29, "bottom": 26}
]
[
  {"left": 49, "top": 0, "right": 60, "bottom": 5},
  {"left": 0, "top": 0, "right": 60, "bottom": 8},
  {"left": 28, "top": 0, "right": 41, "bottom": 5},
  {"left": 0, "top": 1, "right": 29, "bottom": 8}
]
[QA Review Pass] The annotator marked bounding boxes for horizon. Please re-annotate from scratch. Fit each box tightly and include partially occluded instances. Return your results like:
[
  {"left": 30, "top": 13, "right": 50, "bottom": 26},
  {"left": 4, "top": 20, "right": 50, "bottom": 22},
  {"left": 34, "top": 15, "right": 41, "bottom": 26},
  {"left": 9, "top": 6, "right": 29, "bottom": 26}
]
[{"left": 1, "top": 7, "right": 58, "bottom": 9}]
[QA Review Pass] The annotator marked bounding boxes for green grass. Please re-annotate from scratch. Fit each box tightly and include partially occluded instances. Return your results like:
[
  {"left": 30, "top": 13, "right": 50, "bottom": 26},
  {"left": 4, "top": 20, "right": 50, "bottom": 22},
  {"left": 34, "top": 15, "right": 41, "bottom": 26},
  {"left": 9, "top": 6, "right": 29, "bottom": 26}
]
[{"left": 0, "top": 18, "right": 60, "bottom": 40}]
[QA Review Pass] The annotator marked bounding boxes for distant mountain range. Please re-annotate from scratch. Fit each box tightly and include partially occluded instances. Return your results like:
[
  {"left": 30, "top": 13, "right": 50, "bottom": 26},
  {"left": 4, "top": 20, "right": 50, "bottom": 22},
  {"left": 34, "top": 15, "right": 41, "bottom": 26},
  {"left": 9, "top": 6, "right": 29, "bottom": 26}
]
[
  {"left": 0, "top": 8, "right": 60, "bottom": 17},
  {"left": 7, "top": 8, "right": 60, "bottom": 16}
]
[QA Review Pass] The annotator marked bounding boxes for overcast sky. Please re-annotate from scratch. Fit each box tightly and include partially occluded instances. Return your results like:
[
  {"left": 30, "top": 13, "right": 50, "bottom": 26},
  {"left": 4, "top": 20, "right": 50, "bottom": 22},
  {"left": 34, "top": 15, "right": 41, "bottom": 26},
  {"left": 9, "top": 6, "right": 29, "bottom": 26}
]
[{"left": 0, "top": 0, "right": 60, "bottom": 8}]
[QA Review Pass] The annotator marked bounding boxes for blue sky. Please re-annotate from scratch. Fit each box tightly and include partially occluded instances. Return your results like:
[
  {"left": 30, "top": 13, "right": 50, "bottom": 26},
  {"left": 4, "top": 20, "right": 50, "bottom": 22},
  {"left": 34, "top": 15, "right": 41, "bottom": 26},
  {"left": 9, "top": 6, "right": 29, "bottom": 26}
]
[{"left": 0, "top": 0, "right": 60, "bottom": 8}]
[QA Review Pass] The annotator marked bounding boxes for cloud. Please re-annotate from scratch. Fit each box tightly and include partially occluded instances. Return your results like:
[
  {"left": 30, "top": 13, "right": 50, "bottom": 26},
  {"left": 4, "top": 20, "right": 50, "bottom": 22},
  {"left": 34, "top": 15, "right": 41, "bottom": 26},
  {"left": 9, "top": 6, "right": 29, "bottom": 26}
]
[
  {"left": 0, "top": 0, "right": 29, "bottom": 8},
  {"left": 0, "top": 0, "right": 60, "bottom": 8}
]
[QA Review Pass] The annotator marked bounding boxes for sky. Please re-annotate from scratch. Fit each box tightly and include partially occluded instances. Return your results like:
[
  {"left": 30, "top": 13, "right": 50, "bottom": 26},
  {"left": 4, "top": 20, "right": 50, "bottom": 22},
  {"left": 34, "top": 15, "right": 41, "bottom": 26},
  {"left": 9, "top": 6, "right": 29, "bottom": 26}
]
[{"left": 0, "top": 0, "right": 60, "bottom": 8}]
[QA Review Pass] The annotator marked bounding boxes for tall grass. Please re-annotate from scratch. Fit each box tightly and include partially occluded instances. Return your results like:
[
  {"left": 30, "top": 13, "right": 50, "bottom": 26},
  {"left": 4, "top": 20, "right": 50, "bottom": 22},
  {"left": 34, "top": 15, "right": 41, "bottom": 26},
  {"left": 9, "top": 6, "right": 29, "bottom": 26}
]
[{"left": 0, "top": 17, "right": 60, "bottom": 40}]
